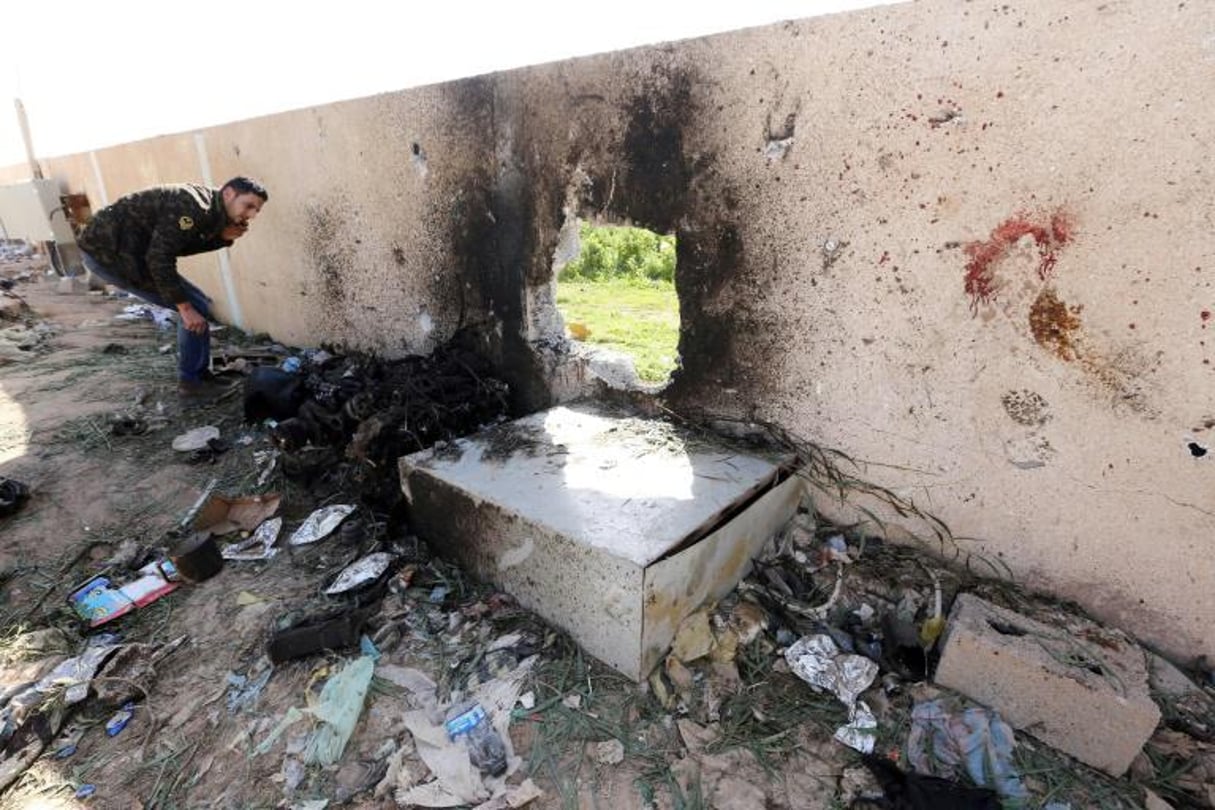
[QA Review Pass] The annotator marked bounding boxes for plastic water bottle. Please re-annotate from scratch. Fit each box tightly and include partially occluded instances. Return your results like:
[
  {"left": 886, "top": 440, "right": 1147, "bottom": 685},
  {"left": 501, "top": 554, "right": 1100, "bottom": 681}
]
[
  {"left": 280, "top": 356, "right": 302, "bottom": 373},
  {"left": 444, "top": 701, "right": 507, "bottom": 776}
]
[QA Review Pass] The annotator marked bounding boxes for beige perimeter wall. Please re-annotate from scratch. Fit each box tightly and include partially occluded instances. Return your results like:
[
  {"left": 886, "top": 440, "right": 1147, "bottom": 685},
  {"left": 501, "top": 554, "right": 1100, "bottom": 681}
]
[{"left": 8, "top": 0, "right": 1213, "bottom": 660}]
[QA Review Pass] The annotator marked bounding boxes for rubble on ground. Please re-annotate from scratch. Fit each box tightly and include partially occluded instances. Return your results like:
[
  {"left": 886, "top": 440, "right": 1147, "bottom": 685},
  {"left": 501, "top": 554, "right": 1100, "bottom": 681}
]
[{"left": 0, "top": 292, "right": 1211, "bottom": 809}]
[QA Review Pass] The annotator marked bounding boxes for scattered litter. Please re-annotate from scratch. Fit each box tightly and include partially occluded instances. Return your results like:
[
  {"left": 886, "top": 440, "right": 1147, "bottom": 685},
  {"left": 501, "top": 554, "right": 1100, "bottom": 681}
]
[
  {"left": 907, "top": 698, "right": 1028, "bottom": 801},
  {"left": 324, "top": 552, "right": 396, "bottom": 595},
  {"left": 786, "top": 634, "right": 878, "bottom": 708},
  {"left": 377, "top": 664, "right": 438, "bottom": 710},
  {"left": 244, "top": 365, "right": 307, "bottom": 422},
  {"left": 227, "top": 660, "right": 274, "bottom": 715},
  {"left": 445, "top": 700, "right": 508, "bottom": 776},
  {"left": 399, "top": 710, "right": 489, "bottom": 807},
  {"left": 859, "top": 753, "right": 1000, "bottom": 810},
  {"left": 163, "top": 531, "right": 224, "bottom": 583},
  {"left": 594, "top": 738, "right": 625, "bottom": 765},
  {"left": 268, "top": 607, "right": 372, "bottom": 663},
  {"left": 504, "top": 778, "right": 544, "bottom": 807},
  {"left": 785, "top": 634, "right": 879, "bottom": 752},
  {"left": 671, "top": 609, "right": 715, "bottom": 663},
  {"left": 109, "top": 412, "right": 150, "bottom": 436},
  {"left": 92, "top": 639, "right": 181, "bottom": 708},
  {"left": 116, "top": 303, "right": 175, "bottom": 328},
  {"left": 172, "top": 425, "right": 220, "bottom": 452},
  {"left": 187, "top": 436, "right": 230, "bottom": 464},
  {"left": 255, "top": 449, "right": 279, "bottom": 487},
  {"left": 428, "top": 585, "right": 449, "bottom": 604},
  {"left": 104, "top": 702, "right": 135, "bottom": 736},
  {"left": 193, "top": 493, "right": 281, "bottom": 536},
  {"left": 68, "top": 561, "right": 179, "bottom": 627},
  {"left": 236, "top": 591, "right": 265, "bottom": 606},
  {"left": 74, "top": 784, "right": 97, "bottom": 800},
  {"left": 102, "top": 539, "right": 143, "bottom": 570},
  {"left": 835, "top": 700, "right": 878, "bottom": 753},
  {"left": 289, "top": 504, "right": 356, "bottom": 546},
  {"left": 177, "top": 478, "right": 219, "bottom": 529},
  {"left": 0, "top": 476, "right": 30, "bottom": 517},
  {"left": 223, "top": 517, "right": 283, "bottom": 561},
  {"left": 53, "top": 727, "right": 84, "bottom": 759},
  {"left": 257, "top": 655, "right": 375, "bottom": 766}
]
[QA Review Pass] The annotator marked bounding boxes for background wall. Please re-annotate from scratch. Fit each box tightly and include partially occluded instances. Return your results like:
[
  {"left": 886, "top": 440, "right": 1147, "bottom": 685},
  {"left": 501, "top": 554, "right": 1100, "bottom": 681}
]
[{"left": 4, "top": 0, "right": 1211, "bottom": 660}]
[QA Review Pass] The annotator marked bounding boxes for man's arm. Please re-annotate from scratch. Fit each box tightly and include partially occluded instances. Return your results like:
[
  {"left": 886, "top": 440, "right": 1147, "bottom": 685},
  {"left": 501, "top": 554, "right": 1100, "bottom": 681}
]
[{"left": 144, "top": 227, "right": 208, "bottom": 332}]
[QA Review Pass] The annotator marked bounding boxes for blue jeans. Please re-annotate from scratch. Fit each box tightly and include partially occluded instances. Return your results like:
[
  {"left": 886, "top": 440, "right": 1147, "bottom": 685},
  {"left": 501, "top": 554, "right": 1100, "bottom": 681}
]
[{"left": 80, "top": 252, "right": 213, "bottom": 382}]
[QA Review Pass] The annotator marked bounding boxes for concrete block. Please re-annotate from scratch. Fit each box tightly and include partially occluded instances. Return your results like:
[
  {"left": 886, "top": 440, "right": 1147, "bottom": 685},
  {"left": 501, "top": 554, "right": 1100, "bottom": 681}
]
[
  {"left": 400, "top": 404, "right": 801, "bottom": 681},
  {"left": 934, "top": 593, "right": 1160, "bottom": 776}
]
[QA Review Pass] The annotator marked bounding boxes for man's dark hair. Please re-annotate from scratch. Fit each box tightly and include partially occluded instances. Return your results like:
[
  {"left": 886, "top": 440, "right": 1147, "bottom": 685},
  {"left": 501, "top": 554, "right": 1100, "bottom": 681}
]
[{"left": 221, "top": 176, "right": 269, "bottom": 202}]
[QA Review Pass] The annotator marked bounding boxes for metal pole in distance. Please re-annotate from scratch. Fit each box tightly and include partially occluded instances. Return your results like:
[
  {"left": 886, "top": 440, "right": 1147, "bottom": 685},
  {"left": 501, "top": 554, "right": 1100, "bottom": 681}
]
[{"left": 14, "top": 99, "right": 44, "bottom": 180}]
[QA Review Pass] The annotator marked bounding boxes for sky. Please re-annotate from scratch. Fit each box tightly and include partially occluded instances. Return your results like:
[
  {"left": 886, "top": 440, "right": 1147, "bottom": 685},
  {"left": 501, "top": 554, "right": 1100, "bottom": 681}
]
[{"left": 0, "top": 0, "right": 897, "bottom": 169}]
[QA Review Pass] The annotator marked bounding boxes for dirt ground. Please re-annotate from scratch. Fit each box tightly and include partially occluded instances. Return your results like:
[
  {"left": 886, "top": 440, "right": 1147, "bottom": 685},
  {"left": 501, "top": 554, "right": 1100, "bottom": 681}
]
[
  {"left": 0, "top": 263, "right": 1212, "bottom": 810},
  {"left": 1, "top": 267, "right": 845, "bottom": 810}
]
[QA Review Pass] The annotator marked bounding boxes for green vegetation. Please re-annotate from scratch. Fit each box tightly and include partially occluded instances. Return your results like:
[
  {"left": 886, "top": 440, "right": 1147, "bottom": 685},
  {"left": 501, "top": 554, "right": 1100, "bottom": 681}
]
[
  {"left": 557, "top": 223, "right": 679, "bottom": 383},
  {"left": 560, "top": 223, "right": 675, "bottom": 284}
]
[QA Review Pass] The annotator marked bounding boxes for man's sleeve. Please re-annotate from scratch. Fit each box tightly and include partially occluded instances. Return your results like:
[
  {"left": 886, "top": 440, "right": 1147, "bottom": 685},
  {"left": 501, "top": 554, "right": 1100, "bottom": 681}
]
[
  {"left": 178, "top": 234, "right": 233, "bottom": 256},
  {"left": 145, "top": 226, "right": 191, "bottom": 305}
]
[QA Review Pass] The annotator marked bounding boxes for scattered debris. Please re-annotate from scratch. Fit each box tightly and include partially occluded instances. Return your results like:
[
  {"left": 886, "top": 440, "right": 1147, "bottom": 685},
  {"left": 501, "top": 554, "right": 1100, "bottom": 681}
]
[
  {"left": 671, "top": 609, "right": 716, "bottom": 663},
  {"left": 226, "top": 659, "right": 274, "bottom": 715},
  {"left": 172, "top": 425, "right": 221, "bottom": 452},
  {"left": 289, "top": 504, "right": 357, "bottom": 546},
  {"left": 190, "top": 494, "right": 281, "bottom": 541},
  {"left": 324, "top": 552, "right": 396, "bottom": 595},
  {"left": 0, "top": 477, "right": 30, "bottom": 517},
  {"left": 859, "top": 753, "right": 1000, "bottom": 810},
  {"left": 257, "top": 654, "right": 375, "bottom": 765},
  {"left": 907, "top": 697, "right": 1027, "bottom": 801},
  {"left": 268, "top": 607, "right": 372, "bottom": 663},
  {"left": 222, "top": 516, "right": 284, "bottom": 561},
  {"left": 104, "top": 701, "right": 135, "bottom": 736},
  {"left": 445, "top": 700, "right": 508, "bottom": 776},
  {"left": 68, "top": 561, "right": 179, "bottom": 626},
  {"left": 116, "top": 303, "right": 175, "bottom": 329},
  {"left": 163, "top": 532, "right": 224, "bottom": 583},
  {"left": 785, "top": 634, "right": 879, "bottom": 752}
]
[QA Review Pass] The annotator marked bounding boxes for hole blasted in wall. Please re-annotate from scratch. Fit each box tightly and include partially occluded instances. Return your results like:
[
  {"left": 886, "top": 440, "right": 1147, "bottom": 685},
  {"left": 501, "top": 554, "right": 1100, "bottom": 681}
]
[{"left": 534, "top": 208, "right": 680, "bottom": 392}]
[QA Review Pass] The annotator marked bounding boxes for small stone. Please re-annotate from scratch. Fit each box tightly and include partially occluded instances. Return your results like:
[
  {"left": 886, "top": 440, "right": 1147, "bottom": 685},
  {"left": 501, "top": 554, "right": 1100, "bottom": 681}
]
[{"left": 594, "top": 739, "right": 625, "bottom": 765}]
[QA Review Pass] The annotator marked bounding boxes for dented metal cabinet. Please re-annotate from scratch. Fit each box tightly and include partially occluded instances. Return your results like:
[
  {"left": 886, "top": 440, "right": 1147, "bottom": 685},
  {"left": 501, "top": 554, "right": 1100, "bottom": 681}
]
[{"left": 399, "top": 404, "right": 801, "bottom": 680}]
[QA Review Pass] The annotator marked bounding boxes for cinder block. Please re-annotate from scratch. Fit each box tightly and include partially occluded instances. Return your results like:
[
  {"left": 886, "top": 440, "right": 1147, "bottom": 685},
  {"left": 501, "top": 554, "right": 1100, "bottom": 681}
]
[{"left": 934, "top": 593, "right": 1160, "bottom": 776}]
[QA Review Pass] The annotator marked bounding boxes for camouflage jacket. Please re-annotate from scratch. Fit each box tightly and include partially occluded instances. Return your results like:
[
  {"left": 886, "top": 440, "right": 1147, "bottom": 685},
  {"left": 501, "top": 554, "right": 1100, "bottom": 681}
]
[{"left": 77, "top": 183, "right": 232, "bottom": 305}]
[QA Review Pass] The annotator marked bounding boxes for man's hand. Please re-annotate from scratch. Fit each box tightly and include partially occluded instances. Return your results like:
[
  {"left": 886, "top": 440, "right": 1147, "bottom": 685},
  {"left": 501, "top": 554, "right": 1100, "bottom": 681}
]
[
  {"left": 177, "top": 302, "right": 208, "bottom": 334},
  {"left": 221, "top": 222, "right": 249, "bottom": 241}
]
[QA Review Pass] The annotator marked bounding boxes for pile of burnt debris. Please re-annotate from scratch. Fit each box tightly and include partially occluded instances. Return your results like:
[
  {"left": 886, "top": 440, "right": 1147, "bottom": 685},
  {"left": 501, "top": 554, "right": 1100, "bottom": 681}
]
[{"left": 240, "top": 328, "right": 510, "bottom": 510}]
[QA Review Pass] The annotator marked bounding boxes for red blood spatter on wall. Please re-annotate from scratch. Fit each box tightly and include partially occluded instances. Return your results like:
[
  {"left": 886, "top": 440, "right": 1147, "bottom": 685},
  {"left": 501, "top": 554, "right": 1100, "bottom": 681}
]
[
  {"left": 1202, "top": 310, "right": 1212, "bottom": 324},
  {"left": 963, "top": 209, "right": 1073, "bottom": 312}
]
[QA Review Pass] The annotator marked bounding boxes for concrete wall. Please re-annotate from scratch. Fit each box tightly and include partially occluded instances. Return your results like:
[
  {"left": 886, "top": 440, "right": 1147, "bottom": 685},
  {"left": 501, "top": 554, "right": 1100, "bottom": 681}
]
[{"left": 9, "top": 0, "right": 1212, "bottom": 660}]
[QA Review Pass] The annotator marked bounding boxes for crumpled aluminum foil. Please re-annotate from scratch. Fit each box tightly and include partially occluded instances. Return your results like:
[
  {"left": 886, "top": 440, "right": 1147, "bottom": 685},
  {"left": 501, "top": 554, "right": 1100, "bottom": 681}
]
[
  {"left": 324, "top": 552, "right": 396, "bottom": 595},
  {"left": 288, "top": 505, "right": 355, "bottom": 546}
]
